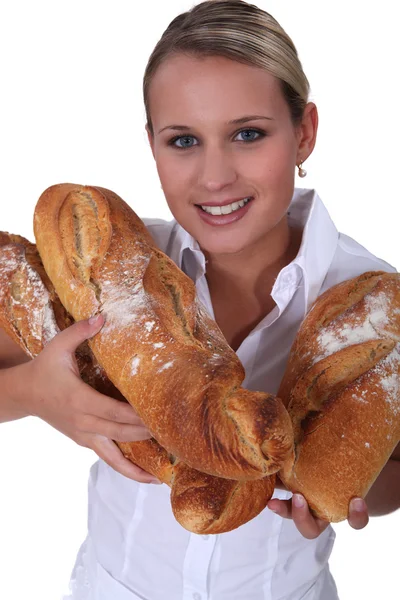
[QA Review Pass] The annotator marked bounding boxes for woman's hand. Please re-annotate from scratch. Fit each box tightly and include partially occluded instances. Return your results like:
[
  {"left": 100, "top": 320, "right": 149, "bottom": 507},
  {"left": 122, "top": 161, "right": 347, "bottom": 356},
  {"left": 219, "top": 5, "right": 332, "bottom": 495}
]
[
  {"left": 268, "top": 482, "right": 369, "bottom": 539},
  {"left": 11, "top": 314, "right": 161, "bottom": 484}
]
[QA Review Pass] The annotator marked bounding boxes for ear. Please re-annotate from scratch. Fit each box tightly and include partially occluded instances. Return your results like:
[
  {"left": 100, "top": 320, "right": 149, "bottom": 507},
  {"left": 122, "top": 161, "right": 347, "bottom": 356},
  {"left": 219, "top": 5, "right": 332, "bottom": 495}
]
[
  {"left": 296, "top": 102, "right": 318, "bottom": 164},
  {"left": 145, "top": 124, "right": 155, "bottom": 159}
]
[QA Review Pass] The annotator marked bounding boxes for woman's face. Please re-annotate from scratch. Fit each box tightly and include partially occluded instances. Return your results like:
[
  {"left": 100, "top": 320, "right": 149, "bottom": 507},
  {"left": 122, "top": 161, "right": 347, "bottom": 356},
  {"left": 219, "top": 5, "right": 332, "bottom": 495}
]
[{"left": 147, "top": 54, "right": 316, "bottom": 256}]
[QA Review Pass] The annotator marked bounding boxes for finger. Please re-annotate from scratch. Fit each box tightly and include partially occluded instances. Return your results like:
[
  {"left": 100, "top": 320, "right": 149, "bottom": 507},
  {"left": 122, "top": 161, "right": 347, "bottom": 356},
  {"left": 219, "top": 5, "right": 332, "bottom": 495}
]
[
  {"left": 91, "top": 435, "right": 162, "bottom": 483},
  {"left": 268, "top": 494, "right": 329, "bottom": 539},
  {"left": 348, "top": 498, "right": 369, "bottom": 530},
  {"left": 81, "top": 388, "right": 145, "bottom": 425},
  {"left": 80, "top": 416, "right": 153, "bottom": 442},
  {"left": 48, "top": 313, "right": 105, "bottom": 356},
  {"left": 267, "top": 498, "right": 293, "bottom": 518},
  {"left": 291, "top": 494, "right": 330, "bottom": 539}
]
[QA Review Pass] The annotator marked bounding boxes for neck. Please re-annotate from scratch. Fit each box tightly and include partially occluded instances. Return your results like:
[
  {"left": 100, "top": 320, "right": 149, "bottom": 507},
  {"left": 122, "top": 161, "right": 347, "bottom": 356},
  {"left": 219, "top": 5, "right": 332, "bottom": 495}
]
[
  {"left": 202, "top": 216, "right": 303, "bottom": 351},
  {"left": 204, "top": 216, "right": 301, "bottom": 297}
]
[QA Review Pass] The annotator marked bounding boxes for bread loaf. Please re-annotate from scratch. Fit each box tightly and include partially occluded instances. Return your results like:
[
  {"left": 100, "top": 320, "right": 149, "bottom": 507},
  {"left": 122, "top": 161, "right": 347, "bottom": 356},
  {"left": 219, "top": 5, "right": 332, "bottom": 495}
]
[
  {"left": 0, "top": 232, "right": 113, "bottom": 393},
  {"left": 278, "top": 271, "right": 400, "bottom": 521},
  {"left": 33, "top": 183, "right": 294, "bottom": 481},
  {"left": 0, "top": 232, "right": 276, "bottom": 533}
]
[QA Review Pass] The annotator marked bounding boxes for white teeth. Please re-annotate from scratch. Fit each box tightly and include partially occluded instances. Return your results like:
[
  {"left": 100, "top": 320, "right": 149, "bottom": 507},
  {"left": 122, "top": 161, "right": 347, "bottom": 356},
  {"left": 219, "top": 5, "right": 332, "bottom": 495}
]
[
  {"left": 209, "top": 205, "right": 222, "bottom": 216},
  {"left": 200, "top": 197, "right": 251, "bottom": 215}
]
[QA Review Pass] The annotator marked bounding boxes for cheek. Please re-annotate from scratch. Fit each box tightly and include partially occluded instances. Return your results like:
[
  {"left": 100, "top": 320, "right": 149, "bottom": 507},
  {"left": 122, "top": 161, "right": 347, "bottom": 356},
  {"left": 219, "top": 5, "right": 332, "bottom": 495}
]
[
  {"left": 265, "top": 138, "right": 297, "bottom": 178},
  {"left": 239, "top": 137, "right": 297, "bottom": 187},
  {"left": 155, "top": 156, "right": 189, "bottom": 215},
  {"left": 157, "top": 155, "right": 181, "bottom": 187}
]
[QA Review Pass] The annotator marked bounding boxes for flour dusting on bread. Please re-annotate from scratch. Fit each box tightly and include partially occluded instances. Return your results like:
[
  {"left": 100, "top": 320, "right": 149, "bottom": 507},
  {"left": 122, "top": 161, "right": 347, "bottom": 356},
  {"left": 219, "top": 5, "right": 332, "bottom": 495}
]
[
  {"left": 278, "top": 271, "right": 400, "bottom": 522},
  {"left": 0, "top": 244, "right": 59, "bottom": 349},
  {"left": 315, "top": 290, "right": 396, "bottom": 362}
]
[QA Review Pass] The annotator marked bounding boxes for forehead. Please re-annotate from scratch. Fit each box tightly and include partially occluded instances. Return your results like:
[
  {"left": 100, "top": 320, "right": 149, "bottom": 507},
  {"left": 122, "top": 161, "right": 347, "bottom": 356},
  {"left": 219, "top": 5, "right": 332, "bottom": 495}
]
[{"left": 148, "top": 54, "right": 289, "bottom": 128}]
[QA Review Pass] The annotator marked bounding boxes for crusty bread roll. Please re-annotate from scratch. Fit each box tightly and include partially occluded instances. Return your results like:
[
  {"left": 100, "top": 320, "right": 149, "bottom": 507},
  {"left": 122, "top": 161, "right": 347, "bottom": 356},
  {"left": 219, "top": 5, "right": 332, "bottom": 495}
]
[
  {"left": 0, "top": 232, "right": 113, "bottom": 392},
  {"left": 33, "top": 183, "right": 293, "bottom": 481},
  {"left": 278, "top": 271, "right": 400, "bottom": 521},
  {"left": 0, "top": 232, "right": 276, "bottom": 533}
]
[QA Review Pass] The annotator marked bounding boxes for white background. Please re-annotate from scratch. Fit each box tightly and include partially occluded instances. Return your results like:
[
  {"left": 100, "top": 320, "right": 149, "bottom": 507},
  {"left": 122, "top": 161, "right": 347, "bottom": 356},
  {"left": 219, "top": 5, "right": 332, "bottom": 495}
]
[{"left": 0, "top": 1, "right": 399, "bottom": 598}]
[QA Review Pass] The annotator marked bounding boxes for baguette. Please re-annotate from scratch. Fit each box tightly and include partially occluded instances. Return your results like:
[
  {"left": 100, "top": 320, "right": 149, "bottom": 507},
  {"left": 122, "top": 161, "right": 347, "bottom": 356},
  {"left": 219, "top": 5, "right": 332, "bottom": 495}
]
[
  {"left": 0, "top": 232, "right": 113, "bottom": 393},
  {"left": 278, "top": 271, "right": 400, "bottom": 521},
  {"left": 33, "top": 183, "right": 294, "bottom": 481},
  {"left": 0, "top": 232, "right": 275, "bottom": 533}
]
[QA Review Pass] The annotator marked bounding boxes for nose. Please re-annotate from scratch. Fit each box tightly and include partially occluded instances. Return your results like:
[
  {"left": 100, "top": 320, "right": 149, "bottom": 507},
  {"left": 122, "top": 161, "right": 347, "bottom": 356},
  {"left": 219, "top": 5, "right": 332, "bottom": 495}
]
[{"left": 197, "top": 144, "right": 238, "bottom": 192}]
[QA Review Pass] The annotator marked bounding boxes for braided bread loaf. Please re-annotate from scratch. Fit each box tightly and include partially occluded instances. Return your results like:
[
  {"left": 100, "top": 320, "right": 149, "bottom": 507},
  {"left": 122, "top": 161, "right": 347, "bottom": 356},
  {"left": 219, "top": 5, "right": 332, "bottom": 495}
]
[
  {"left": 32, "top": 183, "right": 294, "bottom": 481},
  {"left": 0, "top": 232, "right": 275, "bottom": 534}
]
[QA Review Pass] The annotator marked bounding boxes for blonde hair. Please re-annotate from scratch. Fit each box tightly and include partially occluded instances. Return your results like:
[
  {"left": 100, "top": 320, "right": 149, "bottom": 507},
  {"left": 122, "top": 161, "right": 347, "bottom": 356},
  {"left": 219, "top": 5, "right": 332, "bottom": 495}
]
[{"left": 143, "top": 0, "right": 310, "bottom": 135}]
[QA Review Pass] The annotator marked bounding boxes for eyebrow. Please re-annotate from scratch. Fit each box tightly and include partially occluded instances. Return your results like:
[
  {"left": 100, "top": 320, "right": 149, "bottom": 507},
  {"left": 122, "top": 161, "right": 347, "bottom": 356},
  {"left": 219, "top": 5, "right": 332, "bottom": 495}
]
[{"left": 157, "top": 115, "right": 274, "bottom": 134}]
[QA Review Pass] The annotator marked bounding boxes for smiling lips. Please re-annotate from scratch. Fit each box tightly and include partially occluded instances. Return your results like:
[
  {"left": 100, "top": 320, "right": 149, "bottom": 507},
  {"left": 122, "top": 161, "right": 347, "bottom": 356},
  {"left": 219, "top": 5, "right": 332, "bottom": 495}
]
[
  {"left": 199, "top": 197, "right": 252, "bottom": 215},
  {"left": 195, "top": 196, "right": 254, "bottom": 226}
]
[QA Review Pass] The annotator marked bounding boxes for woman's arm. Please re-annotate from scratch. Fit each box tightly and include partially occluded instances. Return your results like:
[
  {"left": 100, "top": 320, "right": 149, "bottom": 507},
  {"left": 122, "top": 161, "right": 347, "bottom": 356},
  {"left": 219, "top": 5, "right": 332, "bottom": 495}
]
[
  {"left": 0, "top": 327, "right": 32, "bottom": 422},
  {"left": 0, "top": 365, "right": 32, "bottom": 422},
  {"left": 364, "top": 442, "right": 400, "bottom": 516},
  {"left": 0, "top": 326, "right": 31, "bottom": 369}
]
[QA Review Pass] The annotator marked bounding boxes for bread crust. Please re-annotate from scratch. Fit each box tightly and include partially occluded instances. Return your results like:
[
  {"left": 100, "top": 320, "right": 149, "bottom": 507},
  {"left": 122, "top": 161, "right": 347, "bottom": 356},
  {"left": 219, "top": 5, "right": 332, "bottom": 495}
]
[
  {"left": 278, "top": 271, "right": 400, "bottom": 521},
  {"left": 33, "top": 183, "right": 293, "bottom": 480},
  {"left": 0, "top": 231, "right": 276, "bottom": 533}
]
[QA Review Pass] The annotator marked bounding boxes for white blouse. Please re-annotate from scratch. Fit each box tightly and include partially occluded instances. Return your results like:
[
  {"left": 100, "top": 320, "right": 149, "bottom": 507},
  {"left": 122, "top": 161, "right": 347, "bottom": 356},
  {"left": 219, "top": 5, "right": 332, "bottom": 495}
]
[{"left": 65, "top": 188, "right": 395, "bottom": 600}]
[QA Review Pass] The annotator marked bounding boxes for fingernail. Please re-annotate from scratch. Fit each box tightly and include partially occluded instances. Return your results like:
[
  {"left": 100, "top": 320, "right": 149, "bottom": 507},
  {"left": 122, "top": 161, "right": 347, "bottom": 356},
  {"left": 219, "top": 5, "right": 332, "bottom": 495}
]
[
  {"left": 293, "top": 493, "right": 305, "bottom": 508},
  {"left": 150, "top": 479, "right": 163, "bottom": 485},
  {"left": 350, "top": 498, "right": 365, "bottom": 512},
  {"left": 88, "top": 314, "right": 102, "bottom": 325}
]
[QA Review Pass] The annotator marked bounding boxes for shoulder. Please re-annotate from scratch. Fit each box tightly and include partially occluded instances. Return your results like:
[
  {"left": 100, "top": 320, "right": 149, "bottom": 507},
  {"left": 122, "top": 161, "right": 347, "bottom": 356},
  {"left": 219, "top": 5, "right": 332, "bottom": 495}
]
[
  {"left": 321, "top": 232, "right": 397, "bottom": 293},
  {"left": 142, "top": 217, "right": 177, "bottom": 255}
]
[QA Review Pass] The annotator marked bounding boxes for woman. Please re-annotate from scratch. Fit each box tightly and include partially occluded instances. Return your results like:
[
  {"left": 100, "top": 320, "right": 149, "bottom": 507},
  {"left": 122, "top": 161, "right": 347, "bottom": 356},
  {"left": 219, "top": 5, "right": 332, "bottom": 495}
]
[{"left": 1, "top": 1, "right": 399, "bottom": 599}]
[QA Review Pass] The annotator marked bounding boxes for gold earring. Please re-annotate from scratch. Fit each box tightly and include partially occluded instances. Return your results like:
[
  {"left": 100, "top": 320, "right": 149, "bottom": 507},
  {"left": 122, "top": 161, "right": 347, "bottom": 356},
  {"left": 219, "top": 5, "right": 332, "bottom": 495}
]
[{"left": 297, "top": 161, "right": 307, "bottom": 178}]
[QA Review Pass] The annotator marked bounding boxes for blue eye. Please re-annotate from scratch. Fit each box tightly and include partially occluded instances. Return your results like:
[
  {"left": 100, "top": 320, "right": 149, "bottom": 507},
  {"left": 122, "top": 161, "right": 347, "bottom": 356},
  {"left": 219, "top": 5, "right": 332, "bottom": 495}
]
[
  {"left": 168, "top": 128, "right": 265, "bottom": 149},
  {"left": 171, "top": 135, "right": 198, "bottom": 149},
  {"left": 235, "top": 129, "right": 263, "bottom": 142}
]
